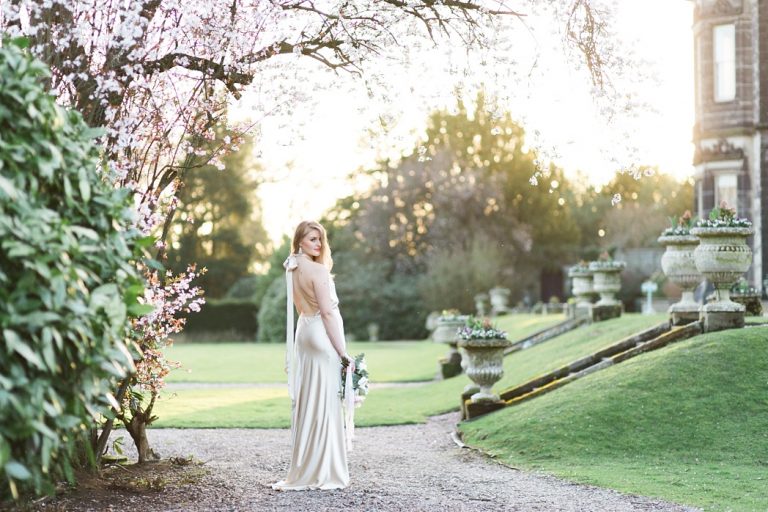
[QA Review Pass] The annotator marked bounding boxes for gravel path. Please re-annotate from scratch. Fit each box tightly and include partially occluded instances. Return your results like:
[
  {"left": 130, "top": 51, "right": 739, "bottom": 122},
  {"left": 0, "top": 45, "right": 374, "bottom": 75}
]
[{"left": 85, "top": 412, "right": 699, "bottom": 512}]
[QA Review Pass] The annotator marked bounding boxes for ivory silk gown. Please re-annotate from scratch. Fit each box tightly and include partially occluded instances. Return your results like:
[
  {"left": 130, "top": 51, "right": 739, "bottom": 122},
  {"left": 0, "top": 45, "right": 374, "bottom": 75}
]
[{"left": 272, "top": 257, "right": 350, "bottom": 491}]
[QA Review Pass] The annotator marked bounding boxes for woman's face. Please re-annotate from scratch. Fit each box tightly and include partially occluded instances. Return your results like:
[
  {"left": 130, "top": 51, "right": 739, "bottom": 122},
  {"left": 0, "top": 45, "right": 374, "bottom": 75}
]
[{"left": 300, "top": 229, "right": 322, "bottom": 258}]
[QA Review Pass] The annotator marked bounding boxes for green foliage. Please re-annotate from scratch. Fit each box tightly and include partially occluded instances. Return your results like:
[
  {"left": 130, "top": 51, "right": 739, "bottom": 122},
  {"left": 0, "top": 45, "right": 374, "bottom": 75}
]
[
  {"left": 252, "top": 237, "right": 291, "bottom": 305},
  {"left": 182, "top": 299, "right": 258, "bottom": 340},
  {"left": 166, "top": 130, "right": 269, "bottom": 298},
  {"left": 332, "top": 244, "right": 429, "bottom": 340},
  {"left": 418, "top": 237, "right": 506, "bottom": 313},
  {"left": 256, "top": 277, "right": 286, "bottom": 342},
  {"left": 461, "top": 327, "right": 768, "bottom": 511},
  {"left": 224, "top": 275, "right": 260, "bottom": 300},
  {"left": 325, "top": 92, "right": 581, "bottom": 317},
  {"left": 0, "top": 40, "right": 145, "bottom": 501}
]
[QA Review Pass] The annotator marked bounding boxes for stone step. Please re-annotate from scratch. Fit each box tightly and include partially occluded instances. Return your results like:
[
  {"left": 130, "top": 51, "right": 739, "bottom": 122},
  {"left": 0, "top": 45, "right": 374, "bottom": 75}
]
[
  {"left": 499, "top": 322, "right": 670, "bottom": 403},
  {"left": 501, "top": 321, "right": 702, "bottom": 410}
]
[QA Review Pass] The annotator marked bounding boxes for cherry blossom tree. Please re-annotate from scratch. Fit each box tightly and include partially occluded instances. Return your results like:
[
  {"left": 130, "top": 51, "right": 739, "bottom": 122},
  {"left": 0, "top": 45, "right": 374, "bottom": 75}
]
[
  {"left": 1, "top": 0, "right": 619, "bottom": 462},
  {"left": 1, "top": 0, "right": 616, "bottom": 213}
]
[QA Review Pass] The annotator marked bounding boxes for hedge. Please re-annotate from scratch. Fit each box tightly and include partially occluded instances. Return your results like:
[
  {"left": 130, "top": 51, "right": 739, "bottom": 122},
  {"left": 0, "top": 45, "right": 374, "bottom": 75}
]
[{"left": 182, "top": 299, "right": 259, "bottom": 340}]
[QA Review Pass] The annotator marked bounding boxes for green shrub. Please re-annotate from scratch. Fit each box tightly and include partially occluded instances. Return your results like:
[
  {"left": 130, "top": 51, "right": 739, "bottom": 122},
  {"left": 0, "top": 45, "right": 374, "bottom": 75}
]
[
  {"left": 0, "top": 39, "right": 146, "bottom": 501},
  {"left": 224, "top": 275, "right": 260, "bottom": 300},
  {"left": 257, "top": 277, "right": 286, "bottom": 342},
  {"left": 182, "top": 299, "right": 258, "bottom": 339}
]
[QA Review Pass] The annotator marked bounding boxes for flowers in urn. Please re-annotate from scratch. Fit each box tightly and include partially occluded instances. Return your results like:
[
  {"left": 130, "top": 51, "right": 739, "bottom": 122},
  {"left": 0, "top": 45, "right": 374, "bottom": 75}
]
[
  {"left": 695, "top": 201, "right": 752, "bottom": 228},
  {"left": 341, "top": 353, "right": 369, "bottom": 407},
  {"left": 568, "top": 260, "right": 591, "bottom": 274},
  {"left": 589, "top": 251, "right": 626, "bottom": 271},
  {"left": 457, "top": 316, "right": 508, "bottom": 341},
  {"left": 662, "top": 210, "right": 697, "bottom": 236},
  {"left": 439, "top": 308, "right": 468, "bottom": 322}
]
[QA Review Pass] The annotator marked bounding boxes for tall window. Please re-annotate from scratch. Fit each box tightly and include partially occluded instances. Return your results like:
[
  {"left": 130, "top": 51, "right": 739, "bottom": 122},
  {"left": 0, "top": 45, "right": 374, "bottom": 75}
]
[
  {"left": 715, "top": 173, "right": 738, "bottom": 211},
  {"left": 713, "top": 24, "right": 736, "bottom": 102}
]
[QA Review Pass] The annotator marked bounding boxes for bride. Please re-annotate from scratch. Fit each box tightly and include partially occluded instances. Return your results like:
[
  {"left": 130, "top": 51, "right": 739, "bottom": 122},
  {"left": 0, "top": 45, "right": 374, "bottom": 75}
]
[{"left": 272, "top": 220, "right": 353, "bottom": 491}]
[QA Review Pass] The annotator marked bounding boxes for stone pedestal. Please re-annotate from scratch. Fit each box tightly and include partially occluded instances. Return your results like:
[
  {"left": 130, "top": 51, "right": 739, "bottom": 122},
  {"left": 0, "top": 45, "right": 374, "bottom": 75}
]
[
  {"left": 701, "top": 308, "right": 745, "bottom": 332},
  {"left": 439, "top": 350, "right": 462, "bottom": 379},
  {"left": 433, "top": 317, "right": 466, "bottom": 378},
  {"left": 464, "top": 398, "right": 506, "bottom": 420},
  {"left": 590, "top": 304, "right": 623, "bottom": 322},
  {"left": 670, "top": 304, "right": 701, "bottom": 325}
]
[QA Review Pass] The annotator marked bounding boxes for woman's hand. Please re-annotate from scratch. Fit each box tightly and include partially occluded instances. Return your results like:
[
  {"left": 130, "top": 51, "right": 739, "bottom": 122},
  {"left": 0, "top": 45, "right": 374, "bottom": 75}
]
[{"left": 342, "top": 354, "right": 356, "bottom": 373}]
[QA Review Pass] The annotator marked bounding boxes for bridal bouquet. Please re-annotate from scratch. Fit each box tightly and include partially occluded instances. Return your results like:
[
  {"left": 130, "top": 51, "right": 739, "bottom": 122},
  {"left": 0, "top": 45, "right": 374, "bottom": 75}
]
[{"left": 341, "top": 353, "right": 369, "bottom": 407}]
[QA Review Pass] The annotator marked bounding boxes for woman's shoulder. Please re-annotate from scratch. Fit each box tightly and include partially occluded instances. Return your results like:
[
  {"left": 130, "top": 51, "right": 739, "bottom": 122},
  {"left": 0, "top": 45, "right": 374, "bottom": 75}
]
[{"left": 299, "top": 257, "right": 329, "bottom": 275}]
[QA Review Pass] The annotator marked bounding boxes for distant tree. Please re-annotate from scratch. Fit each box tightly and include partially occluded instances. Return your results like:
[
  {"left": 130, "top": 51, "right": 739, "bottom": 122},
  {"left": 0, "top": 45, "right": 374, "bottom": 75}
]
[
  {"left": 325, "top": 93, "right": 582, "bottom": 325},
  {"left": 598, "top": 169, "right": 694, "bottom": 252},
  {"left": 166, "top": 132, "right": 269, "bottom": 298}
]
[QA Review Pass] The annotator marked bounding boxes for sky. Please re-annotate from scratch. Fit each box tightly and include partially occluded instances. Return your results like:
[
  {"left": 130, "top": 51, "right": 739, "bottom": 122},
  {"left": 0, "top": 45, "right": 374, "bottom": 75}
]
[{"left": 244, "top": 0, "right": 695, "bottom": 244}]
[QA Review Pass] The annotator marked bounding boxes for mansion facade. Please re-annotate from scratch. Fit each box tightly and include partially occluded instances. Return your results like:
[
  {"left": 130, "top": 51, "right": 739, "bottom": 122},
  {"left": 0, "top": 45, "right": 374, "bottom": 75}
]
[{"left": 692, "top": 0, "right": 768, "bottom": 291}]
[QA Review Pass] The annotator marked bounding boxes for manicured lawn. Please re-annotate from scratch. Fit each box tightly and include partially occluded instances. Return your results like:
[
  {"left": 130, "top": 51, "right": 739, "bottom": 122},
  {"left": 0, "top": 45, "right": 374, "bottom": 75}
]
[
  {"left": 166, "top": 341, "right": 447, "bottom": 383},
  {"left": 494, "top": 313, "right": 567, "bottom": 342},
  {"left": 154, "top": 314, "right": 665, "bottom": 428},
  {"left": 165, "top": 313, "right": 567, "bottom": 384},
  {"left": 460, "top": 326, "right": 768, "bottom": 512}
]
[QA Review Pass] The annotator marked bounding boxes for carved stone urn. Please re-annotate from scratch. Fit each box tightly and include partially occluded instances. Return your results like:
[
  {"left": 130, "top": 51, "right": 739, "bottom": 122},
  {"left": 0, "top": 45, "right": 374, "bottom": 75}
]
[
  {"left": 433, "top": 315, "right": 467, "bottom": 379},
  {"left": 568, "top": 265, "right": 594, "bottom": 306},
  {"left": 690, "top": 226, "right": 754, "bottom": 330},
  {"left": 458, "top": 337, "right": 512, "bottom": 402},
  {"left": 488, "top": 287, "right": 511, "bottom": 315},
  {"left": 588, "top": 261, "right": 626, "bottom": 307},
  {"left": 658, "top": 233, "right": 701, "bottom": 325}
]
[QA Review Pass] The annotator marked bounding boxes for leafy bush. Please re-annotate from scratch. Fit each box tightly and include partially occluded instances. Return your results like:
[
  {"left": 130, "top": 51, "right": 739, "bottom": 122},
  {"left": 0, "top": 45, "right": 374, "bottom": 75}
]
[
  {"left": 334, "top": 256, "right": 429, "bottom": 341},
  {"left": 256, "top": 277, "right": 286, "bottom": 342},
  {"left": 182, "top": 299, "right": 258, "bottom": 340},
  {"left": 0, "top": 39, "right": 146, "bottom": 500},
  {"left": 419, "top": 237, "right": 507, "bottom": 314},
  {"left": 224, "top": 275, "right": 260, "bottom": 300}
]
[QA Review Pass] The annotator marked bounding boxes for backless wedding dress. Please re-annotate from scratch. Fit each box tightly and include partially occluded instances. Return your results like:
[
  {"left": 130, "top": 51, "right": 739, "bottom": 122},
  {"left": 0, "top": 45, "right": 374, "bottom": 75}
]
[{"left": 272, "top": 254, "right": 350, "bottom": 491}]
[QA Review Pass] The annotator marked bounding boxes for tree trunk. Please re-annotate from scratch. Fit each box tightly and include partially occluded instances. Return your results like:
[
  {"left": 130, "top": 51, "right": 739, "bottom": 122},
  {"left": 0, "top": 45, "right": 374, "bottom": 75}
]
[
  {"left": 94, "top": 377, "right": 131, "bottom": 463},
  {"left": 125, "top": 410, "right": 159, "bottom": 463}
]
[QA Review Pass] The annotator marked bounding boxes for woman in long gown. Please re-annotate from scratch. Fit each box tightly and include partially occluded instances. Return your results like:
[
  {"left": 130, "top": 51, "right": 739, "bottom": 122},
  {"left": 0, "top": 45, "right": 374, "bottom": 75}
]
[{"left": 272, "top": 220, "right": 353, "bottom": 491}]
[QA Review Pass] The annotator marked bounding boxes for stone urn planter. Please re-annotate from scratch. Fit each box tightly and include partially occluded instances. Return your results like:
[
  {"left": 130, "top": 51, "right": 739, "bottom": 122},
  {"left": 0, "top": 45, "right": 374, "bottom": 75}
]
[
  {"left": 588, "top": 261, "right": 626, "bottom": 307},
  {"left": 567, "top": 265, "right": 594, "bottom": 306},
  {"left": 489, "top": 287, "right": 510, "bottom": 315},
  {"left": 658, "top": 233, "right": 701, "bottom": 325},
  {"left": 690, "top": 226, "right": 754, "bottom": 331},
  {"left": 458, "top": 336, "right": 512, "bottom": 406},
  {"left": 432, "top": 315, "right": 467, "bottom": 379},
  {"left": 474, "top": 293, "right": 488, "bottom": 316}
]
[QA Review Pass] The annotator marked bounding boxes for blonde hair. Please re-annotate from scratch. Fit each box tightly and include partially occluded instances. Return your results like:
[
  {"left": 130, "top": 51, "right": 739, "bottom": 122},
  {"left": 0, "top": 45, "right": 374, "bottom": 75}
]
[{"left": 292, "top": 220, "right": 333, "bottom": 271}]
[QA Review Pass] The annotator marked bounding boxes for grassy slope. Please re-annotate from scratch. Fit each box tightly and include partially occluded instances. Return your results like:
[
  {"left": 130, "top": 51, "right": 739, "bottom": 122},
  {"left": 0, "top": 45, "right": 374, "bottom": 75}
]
[
  {"left": 154, "top": 314, "right": 664, "bottom": 429},
  {"left": 460, "top": 326, "right": 768, "bottom": 512}
]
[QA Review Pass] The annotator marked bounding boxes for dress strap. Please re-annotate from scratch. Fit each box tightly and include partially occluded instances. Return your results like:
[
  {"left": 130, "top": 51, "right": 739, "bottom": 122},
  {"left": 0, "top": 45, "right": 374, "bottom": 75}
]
[
  {"left": 283, "top": 254, "right": 299, "bottom": 402},
  {"left": 344, "top": 365, "right": 355, "bottom": 451}
]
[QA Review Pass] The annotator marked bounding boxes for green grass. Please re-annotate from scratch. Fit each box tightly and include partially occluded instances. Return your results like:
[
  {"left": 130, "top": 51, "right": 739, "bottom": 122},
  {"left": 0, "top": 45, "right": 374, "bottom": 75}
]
[
  {"left": 154, "top": 314, "right": 664, "bottom": 429},
  {"left": 166, "top": 341, "right": 447, "bottom": 383},
  {"left": 494, "top": 313, "right": 567, "bottom": 342},
  {"left": 460, "top": 326, "right": 768, "bottom": 512},
  {"left": 165, "top": 314, "right": 567, "bottom": 384},
  {"left": 496, "top": 313, "right": 667, "bottom": 390}
]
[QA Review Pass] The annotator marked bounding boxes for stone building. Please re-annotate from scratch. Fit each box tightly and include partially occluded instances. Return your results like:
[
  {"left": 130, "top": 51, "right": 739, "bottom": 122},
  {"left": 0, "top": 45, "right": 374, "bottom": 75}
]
[{"left": 692, "top": 0, "right": 767, "bottom": 291}]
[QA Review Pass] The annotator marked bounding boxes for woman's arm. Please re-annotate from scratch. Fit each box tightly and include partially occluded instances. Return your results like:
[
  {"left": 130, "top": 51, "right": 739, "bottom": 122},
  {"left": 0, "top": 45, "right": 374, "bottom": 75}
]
[{"left": 311, "top": 265, "right": 348, "bottom": 361}]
